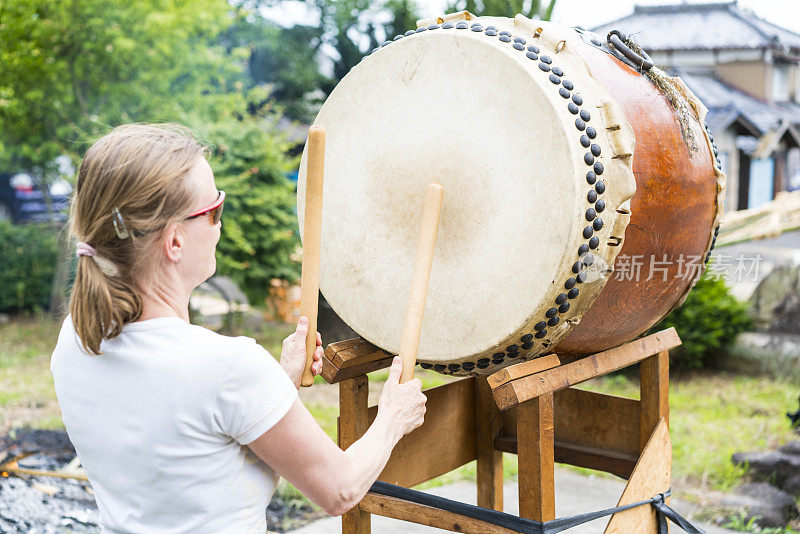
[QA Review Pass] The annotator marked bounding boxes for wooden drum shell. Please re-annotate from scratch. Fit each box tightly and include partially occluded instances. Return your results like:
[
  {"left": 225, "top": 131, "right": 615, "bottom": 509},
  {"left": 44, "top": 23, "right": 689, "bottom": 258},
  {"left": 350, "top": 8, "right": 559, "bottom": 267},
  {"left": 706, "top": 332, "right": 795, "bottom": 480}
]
[{"left": 554, "top": 36, "right": 723, "bottom": 355}]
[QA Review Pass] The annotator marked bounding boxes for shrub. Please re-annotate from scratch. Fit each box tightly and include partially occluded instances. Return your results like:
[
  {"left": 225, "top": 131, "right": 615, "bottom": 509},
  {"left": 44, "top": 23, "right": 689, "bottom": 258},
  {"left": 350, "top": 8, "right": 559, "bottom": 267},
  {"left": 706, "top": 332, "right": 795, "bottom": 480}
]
[
  {"left": 649, "top": 267, "right": 752, "bottom": 368},
  {"left": 0, "top": 222, "right": 60, "bottom": 312},
  {"left": 200, "top": 116, "right": 301, "bottom": 305}
]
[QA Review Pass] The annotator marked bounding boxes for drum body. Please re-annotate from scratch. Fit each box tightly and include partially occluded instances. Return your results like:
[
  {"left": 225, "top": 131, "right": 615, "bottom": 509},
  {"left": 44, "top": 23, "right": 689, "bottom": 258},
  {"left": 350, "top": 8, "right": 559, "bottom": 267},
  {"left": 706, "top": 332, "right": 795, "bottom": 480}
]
[{"left": 297, "top": 14, "right": 725, "bottom": 374}]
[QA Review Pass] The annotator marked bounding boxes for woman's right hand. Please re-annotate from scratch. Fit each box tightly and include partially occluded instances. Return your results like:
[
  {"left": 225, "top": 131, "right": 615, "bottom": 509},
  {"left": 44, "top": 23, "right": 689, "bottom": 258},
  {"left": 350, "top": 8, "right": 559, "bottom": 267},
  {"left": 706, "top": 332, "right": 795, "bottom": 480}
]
[{"left": 376, "top": 356, "right": 427, "bottom": 443}]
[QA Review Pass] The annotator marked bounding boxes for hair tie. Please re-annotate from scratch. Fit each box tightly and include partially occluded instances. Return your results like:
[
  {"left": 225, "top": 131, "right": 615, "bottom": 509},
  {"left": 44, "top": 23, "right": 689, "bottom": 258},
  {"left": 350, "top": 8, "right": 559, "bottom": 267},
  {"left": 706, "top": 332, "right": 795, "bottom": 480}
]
[{"left": 76, "top": 242, "right": 98, "bottom": 258}]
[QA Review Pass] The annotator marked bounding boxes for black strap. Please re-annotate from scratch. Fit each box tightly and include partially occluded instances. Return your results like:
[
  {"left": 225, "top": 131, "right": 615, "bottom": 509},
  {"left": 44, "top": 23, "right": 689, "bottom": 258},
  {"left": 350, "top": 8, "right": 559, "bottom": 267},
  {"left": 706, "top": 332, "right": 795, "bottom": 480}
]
[{"left": 369, "top": 481, "right": 705, "bottom": 534}]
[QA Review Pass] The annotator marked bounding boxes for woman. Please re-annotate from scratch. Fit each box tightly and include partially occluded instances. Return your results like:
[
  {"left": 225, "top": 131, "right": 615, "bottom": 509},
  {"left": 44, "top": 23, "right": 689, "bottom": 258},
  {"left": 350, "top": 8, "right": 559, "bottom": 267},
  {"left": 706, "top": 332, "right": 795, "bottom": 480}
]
[{"left": 50, "top": 124, "right": 427, "bottom": 533}]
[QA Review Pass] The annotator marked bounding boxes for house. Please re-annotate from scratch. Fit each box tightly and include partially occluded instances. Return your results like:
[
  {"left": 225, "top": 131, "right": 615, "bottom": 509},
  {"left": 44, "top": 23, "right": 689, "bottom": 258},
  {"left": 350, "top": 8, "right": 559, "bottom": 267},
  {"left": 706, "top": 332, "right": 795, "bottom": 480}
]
[{"left": 592, "top": 2, "right": 800, "bottom": 211}]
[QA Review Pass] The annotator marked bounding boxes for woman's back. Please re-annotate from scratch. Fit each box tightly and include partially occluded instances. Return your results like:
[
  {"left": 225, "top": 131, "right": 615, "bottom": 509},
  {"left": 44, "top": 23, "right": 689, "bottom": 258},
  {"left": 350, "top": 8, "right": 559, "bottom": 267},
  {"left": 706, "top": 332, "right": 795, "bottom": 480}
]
[{"left": 51, "top": 315, "right": 297, "bottom": 533}]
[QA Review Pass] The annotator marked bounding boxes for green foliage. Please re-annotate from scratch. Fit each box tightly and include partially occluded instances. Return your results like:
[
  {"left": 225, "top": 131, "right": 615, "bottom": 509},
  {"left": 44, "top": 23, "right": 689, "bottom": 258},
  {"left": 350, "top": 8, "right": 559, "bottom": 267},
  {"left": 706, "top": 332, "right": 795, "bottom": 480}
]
[
  {"left": 0, "top": 0, "right": 303, "bottom": 304},
  {"left": 0, "top": 0, "right": 240, "bottom": 173},
  {"left": 649, "top": 268, "right": 752, "bottom": 368},
  {"left": 200, "top": 114, "right": 301, "bottom": 304},
  {"left": 222, "top": 8, "right": 327, "bottom": 120},
  {"left": 0, "top": 222, "right": 59, "bottom": 312},
  {"left": 445, "top": 0, "right": 558, "bottom": 20},
  {"left": 307, "top": 0, "right": 423, "bottom": 94},
  {"left": 723, "top": 510, "right": 798, "bottom": 533}
]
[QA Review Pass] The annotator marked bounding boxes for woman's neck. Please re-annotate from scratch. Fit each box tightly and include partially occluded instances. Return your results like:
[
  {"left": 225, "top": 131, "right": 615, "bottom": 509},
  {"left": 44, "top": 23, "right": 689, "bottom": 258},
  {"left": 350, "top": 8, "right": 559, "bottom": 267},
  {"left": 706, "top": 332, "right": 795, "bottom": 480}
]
[{"left": 136, "top": 269, "right": 191, "bottom": 323}]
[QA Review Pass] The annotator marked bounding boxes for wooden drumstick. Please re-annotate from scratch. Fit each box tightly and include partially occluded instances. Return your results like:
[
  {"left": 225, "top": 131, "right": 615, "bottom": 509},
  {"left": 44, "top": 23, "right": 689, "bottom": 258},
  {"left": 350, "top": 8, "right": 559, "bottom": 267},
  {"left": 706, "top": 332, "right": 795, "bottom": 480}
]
[
  {"left": 399, "top": 183, "right": 445, "bottom": 384},
  {"left": 300, "top": 126, "right": 325, "bottom": 387}
]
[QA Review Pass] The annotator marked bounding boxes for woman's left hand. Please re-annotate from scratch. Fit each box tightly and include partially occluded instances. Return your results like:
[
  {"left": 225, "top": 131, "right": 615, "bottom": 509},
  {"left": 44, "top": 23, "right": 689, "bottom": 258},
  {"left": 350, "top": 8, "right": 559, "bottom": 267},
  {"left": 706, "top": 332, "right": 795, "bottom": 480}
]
[{"left": 280, "top": 316, "right": 323, "bottom": 389}]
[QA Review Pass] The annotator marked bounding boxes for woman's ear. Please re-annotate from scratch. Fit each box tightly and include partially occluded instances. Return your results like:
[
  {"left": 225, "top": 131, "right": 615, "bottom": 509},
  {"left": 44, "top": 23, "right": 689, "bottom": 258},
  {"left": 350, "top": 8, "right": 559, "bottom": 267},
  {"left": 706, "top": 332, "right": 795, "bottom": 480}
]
[{"left": 163, "top": 223, "right": 184, "bottom": 264}]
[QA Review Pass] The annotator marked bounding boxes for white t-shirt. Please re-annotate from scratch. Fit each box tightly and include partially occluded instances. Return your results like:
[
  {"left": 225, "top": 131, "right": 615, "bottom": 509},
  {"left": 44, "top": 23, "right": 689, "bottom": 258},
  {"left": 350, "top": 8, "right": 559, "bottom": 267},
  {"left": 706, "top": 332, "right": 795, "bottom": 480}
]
[{"left": 50, "top": 315, "right": 298, "bottom": 534}]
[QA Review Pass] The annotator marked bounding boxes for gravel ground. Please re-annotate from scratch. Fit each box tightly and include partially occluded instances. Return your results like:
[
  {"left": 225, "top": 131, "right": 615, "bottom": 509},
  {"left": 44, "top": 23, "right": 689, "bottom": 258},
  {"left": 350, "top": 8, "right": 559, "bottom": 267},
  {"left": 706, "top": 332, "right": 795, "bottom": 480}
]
[{"left": 0, "top": 429, "right": 323, "bottom": 533}]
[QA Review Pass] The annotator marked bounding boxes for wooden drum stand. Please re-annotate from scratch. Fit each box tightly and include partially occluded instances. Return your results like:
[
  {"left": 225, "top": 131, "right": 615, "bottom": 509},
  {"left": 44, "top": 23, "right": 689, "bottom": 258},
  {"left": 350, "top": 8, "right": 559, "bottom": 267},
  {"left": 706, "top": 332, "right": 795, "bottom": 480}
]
[
  {"left": 299, "top": 128, "right": 688, "bottom": 533},
  {"left": 321, "top": 327, "right": 682, "bottom": 533}
]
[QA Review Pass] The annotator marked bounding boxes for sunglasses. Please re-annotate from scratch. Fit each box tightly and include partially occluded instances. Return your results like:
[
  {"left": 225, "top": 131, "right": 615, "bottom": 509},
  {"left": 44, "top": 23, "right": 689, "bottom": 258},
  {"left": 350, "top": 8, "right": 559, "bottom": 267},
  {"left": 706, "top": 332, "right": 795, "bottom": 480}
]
[{"left": 185, "top": 190, "right": 225, "bottom": 225}]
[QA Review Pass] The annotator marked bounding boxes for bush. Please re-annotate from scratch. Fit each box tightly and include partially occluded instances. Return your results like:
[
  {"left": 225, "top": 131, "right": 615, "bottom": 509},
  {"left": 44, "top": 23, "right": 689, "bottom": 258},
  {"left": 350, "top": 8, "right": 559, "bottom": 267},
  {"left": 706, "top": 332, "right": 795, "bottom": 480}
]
[
  {"left": 200, "top": 116, "right": 301, "bottom": 305},
  {"left": 649, "top": 267, "right": 752, "bottom": 368},
  {"left": 0, "top": 222, "right": 60, "bottom": 312}
]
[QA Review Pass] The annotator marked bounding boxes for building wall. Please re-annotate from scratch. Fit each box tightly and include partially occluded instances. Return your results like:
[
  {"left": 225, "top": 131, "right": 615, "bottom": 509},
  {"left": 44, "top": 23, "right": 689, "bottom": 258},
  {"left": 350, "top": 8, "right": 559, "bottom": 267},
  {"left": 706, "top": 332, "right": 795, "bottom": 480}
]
[
  {"left": 715, "top": 128, "right": 739, "bottom": 212},
  {"left": 716, "top": 61, "right": 770, "bottom": 101}
]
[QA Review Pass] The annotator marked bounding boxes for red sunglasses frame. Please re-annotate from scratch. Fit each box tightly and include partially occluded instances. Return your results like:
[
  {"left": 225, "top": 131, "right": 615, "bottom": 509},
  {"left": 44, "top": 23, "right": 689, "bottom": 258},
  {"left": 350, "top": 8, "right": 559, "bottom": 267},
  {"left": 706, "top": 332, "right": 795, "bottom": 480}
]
[{"left": 185, "top": 190, "right": 225, "bottom": 224}]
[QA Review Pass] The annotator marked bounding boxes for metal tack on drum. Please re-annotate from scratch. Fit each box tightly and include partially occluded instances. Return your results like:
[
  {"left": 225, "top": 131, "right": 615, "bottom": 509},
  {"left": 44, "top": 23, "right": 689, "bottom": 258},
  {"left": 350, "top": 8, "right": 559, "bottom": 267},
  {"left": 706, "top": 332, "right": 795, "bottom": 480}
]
[{"left": 568, "top": 288, "right": 580, "bottom": 299}]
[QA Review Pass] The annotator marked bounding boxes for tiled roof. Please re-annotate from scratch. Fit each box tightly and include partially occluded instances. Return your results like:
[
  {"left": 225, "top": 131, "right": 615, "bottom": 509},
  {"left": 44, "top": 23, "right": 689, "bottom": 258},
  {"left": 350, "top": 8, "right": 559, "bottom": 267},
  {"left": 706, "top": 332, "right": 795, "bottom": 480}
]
[
  {"left": 674, "top": 69, "right": 800, "bottom": 135},
  {"left": 591, "top": 2, "right": 800, "bottom": 52}
]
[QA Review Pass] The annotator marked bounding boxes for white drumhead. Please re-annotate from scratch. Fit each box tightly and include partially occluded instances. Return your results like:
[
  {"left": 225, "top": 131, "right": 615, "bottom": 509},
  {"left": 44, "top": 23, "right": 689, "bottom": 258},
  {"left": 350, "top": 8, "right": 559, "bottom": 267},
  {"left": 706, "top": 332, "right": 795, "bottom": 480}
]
[{"left": 299, "top": 28, "right": 586, "bottom": 362}]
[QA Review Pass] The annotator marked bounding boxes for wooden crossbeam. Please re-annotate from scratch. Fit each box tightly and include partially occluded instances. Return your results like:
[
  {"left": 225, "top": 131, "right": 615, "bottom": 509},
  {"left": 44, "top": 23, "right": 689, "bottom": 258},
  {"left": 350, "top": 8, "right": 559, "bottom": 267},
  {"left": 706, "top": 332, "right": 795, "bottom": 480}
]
[
  {"left": 360, "top": 493, "right": 520, "bottom": 534},
  {"left": 322, "top": 338, "right": 393, "bottom": 384},
  {"left": 491, "top": 328, "right": 681, "bottom": 411}
]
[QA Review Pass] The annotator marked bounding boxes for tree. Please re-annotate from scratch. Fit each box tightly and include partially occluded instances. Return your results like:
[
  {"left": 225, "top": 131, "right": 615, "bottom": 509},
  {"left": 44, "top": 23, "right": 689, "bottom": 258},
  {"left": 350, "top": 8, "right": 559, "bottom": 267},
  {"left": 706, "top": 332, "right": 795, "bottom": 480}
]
[
  {"left": 444, "top": 0, "right": 557, "bottom": 20},
  {"left": 200, "top": 109, "right": 302, "bottom": 303},
  {"left": 313, "top": 0, "right": 422, "bottom": 93},
  {"left": 219, "top": 1, "right": 424, "bottom": 111},
  {"left": 0, "top": 0, "right": 302, "bottom": 309},
  {"left": 220, "top": 7, "right": 327, "bottom": 120},
  {"left": 0, "top": 0, "right": 242, "bottom": 172}
]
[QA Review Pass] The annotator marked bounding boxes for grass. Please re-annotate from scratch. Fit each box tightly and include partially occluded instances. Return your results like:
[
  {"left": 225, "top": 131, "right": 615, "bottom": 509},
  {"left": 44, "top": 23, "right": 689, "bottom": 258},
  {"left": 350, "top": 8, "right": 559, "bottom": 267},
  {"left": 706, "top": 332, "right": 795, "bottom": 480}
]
[
  {"left": 2, "top": 313, "right": 798, "bottom": 496},
  {"left": 0, "top": 312, "right": 65, "bottom": 431},
  {"left": 579, "top": 367, "right": 798, "bottom": 492}
]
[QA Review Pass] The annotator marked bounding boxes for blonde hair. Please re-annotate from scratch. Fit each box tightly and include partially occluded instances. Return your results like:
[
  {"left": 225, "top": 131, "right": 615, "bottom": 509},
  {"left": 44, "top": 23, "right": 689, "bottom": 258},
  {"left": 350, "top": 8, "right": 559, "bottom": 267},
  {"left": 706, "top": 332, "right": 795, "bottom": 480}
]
[{"left": 69, "top": 124, "right": 207, "bottom": 355}]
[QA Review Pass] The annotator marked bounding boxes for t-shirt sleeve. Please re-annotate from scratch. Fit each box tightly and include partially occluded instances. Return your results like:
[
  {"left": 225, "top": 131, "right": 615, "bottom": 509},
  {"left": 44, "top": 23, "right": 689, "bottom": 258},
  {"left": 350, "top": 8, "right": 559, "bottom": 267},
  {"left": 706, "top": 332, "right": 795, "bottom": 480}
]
[{"left": 215, "top": 339, "right": 299, "bottom": 445}]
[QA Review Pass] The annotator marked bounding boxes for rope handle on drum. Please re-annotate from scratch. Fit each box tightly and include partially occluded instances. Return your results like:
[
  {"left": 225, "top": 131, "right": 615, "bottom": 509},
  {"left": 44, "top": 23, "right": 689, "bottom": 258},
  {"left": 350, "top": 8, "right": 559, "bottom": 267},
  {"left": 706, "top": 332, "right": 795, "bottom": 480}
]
[
  {"left": 370, "top": 481, "right": 705, "bottom": 533},
  {"left": 607, "top": 30, "right": 654, "bottom": 72}
]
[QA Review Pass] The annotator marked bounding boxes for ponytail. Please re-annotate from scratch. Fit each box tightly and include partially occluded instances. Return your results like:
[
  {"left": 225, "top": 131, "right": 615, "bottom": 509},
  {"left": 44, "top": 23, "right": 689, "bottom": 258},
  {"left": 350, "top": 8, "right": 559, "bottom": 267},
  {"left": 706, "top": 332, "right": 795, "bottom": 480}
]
[
  {"left": 67, "top": 124, "right": 206, "bottom": 354},
  {"left": 70, "top": 255, "right": 142, "bottom": 355}
]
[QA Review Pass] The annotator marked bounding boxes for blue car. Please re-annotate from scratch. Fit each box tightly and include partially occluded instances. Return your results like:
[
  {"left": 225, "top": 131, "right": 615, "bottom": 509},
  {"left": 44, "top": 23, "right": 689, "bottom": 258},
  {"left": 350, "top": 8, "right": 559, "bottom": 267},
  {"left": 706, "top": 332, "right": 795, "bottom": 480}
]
[{"left": 0, "top": 172, "right": 71, "bottom": 224}]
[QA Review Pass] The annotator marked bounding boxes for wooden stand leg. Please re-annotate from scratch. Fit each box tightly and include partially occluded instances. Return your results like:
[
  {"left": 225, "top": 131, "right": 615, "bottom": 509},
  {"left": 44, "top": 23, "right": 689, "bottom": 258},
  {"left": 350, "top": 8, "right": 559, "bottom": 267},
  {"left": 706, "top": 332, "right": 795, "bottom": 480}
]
[
  {"left": 339, "top": 376, "right": 371, "bottom": 534},
  {"left": 605, "top": 419, "right": 671, "bottom": 534},
  {"left": 517, "top": 392, "right": 556, "bottom": 522},
  {"left": 640, "top": 350, "right": 669, "bottom": 451},
  {"left": 475, "top": 377, "right": 503, "bottom": 511},
  {"left": 640, "top": 349, "right": 671, "bottom": 517}
]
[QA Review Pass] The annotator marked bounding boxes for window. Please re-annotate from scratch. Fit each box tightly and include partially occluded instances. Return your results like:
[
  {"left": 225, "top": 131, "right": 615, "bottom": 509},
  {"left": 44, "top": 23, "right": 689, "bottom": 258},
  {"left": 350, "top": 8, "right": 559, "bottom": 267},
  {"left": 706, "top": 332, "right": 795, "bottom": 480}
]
[{"left": 773, "top": 64, "right": 792, "bottom": 102}]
